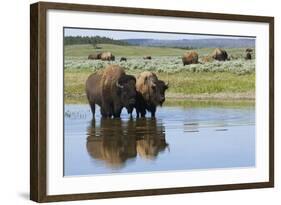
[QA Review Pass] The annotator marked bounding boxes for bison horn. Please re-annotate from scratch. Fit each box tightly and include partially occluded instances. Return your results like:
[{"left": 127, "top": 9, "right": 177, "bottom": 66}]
[
  {"left": 165, "top": 81, "right": 169, "bottom": 87},
  {"left": 116, "top": 81, "right": 124, "bottom": 89}
]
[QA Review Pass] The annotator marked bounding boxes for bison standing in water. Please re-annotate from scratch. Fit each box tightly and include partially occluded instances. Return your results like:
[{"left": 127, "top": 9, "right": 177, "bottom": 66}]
[
  {"left": 134, "top": 71, "right": 169, "bottom": 118},
  {"left": 211, "top": 48, "right": 228, "bottom": 61},
  {"left": 182, "top": 51, "right": 199, "bottom": 65},
  {"left": 86, "top": 65, "right": 136, "bottom": 118}
]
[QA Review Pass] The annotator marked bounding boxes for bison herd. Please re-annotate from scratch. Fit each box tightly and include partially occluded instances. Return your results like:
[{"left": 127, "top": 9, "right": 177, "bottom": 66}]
[
  {"left": 182, "top": 48, "right": 252, "bottom": 65},
  {"left": 86, "top": 65, "right": 169, "bottom": 119},
  {"left": 88, "top": 48, "right": 253, "bottom": 66}
]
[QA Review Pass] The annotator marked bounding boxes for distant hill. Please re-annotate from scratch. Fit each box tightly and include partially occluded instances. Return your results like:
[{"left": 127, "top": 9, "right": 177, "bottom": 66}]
[
  {"left": 121, "top": 38, "right": 255, "bottom": 48},
  {"left": 64, "top": 36, "right": 129, "bottom": 46}
]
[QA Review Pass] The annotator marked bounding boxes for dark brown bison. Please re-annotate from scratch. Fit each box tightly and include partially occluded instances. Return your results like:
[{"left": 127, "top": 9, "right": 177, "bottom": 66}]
[
  {"left": 134, "top": 71, "right": 169, "bottom": 118},
  {"left": 211, "top": 48, "right": 228, "bottom": 61},
  {"left": 245, "top": 52, "right": 252, "bottom": 60},
  {"left": 88, "top": 53, "right": 101, "bottom": 60},
  {"left": 85, "top": 65, "right": 136, "bottom": 118},
  {"left": 143, "top": 56, "right": 152, "bottom": 60},
  {"left": 120, "top": 57, "right": 127, "bottom": 62},
  {"left": 100, "top": 52, "right": 115, "bottom": 61},
  {"left": 246, "top": 48, "right": 253, "bottom": 53},
  {"left": 182, "top": 51, "right": 199, "bottom": 65}
]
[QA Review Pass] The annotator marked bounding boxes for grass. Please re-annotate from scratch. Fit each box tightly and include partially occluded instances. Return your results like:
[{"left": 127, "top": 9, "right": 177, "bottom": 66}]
[
  {"left": 64, "top": 44, "right": 255, "bottom": 104},
  {"left": 65, "top": 44, "right": 191, "bottom": 57},
  {"left": 64, "top": 69, "right": 255, "bottom": 103}
]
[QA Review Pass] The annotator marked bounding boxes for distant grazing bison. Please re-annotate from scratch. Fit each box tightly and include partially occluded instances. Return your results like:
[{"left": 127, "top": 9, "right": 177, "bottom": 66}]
[
  {"left": 134, "top": 71, "right": 168, "bottom": 118},
  {"left": 86, "top": 65, "right": 136, "bottom": 118},
  {"left": 245, "top": 52, "right": 252, "bottom": 60},
  {"left": 182, "top": 51, "right": 199, "bottom": 65},
  {"left": 211, "top": 48, "right": 228, "bottom": 61},
  {"left": 246, "top": 48, "right": 253, "bottom": 53},
  {"left": 88, "top": 53, "right": 101, "bottom": 60},
  {"left": 100, "top": 52, "right": 115, "bottom": 61},
  {"left": 202, "top": 55, "right": 214, "bottom": 63},
  {"left": 143, "top": 56, "right": 152, "bottom": 60},
  {"left": 120, "top": 57, "right": 127, "bottom": 62}
]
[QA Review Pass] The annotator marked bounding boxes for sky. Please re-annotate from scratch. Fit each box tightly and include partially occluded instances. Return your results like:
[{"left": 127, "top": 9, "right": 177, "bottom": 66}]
[{"left": 64, "top": 28, "right": 254, "bottom": 40}]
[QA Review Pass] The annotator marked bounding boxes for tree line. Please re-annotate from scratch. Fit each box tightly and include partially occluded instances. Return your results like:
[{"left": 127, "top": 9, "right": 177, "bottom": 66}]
[{"left": 64, "top": 36, "right": 129, "bottom": 46}]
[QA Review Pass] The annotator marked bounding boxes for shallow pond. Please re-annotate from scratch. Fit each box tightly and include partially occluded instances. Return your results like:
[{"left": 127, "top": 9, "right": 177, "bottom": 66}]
[{"left": 64, "top": 103, "right": 255, "bottom": 176}]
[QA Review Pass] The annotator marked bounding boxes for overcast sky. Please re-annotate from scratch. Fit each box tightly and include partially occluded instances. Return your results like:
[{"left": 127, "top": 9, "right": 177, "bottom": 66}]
[{"left": 64, "top": 28, "right": 254, "bottom": 40}]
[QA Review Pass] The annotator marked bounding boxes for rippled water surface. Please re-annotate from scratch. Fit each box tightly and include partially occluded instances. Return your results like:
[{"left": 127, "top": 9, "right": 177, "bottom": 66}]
[{"left": 64, "top": 103, "right": 255, "bottom": 176}]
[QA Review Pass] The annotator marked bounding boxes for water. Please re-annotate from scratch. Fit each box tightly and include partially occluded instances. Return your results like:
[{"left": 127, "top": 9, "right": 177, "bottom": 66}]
[{"left": 64, "top": 103, "right": 255, "bottom": 176}]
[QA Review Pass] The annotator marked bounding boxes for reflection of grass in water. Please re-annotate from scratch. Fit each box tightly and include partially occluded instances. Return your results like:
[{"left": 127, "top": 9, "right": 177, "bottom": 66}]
[
  {"left": 164, "top": 99, "right": 254, "bottom": 108},
  {"left": 64, "top": 109, "right": 90, "bottom": 119}
]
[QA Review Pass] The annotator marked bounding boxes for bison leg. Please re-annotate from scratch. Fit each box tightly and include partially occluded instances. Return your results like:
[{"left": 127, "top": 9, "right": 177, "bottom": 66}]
[
  {"left": 150, "top": 106, "right": 156, "bottom": 118},
  {"left": 140, "top": 110, "right": 146, "bottom": 118},
  {"left": 89, "top": 103, "right": 95, "bottom": 118},
  {"left": 100, "top": 106, "right": 112, "bottom": 118},
  {"left": 136, "top": 108, "right": 145, "bottom": 118},
  {"left": 113, "top": 105, "right": 122, "bottom": 118},
  {"left": 100, "top": 101, "right": 114, "bottom": 118}
]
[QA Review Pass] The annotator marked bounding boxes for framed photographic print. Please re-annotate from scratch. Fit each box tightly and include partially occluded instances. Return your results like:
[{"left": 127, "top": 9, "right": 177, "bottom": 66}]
[{"left": 30, "top": 1, "right": 274, "bottom": 202}]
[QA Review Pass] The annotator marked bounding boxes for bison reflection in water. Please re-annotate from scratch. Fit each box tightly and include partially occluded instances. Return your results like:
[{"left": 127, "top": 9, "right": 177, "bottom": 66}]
[{"left": 86, "top": 118, "right": 168, "bottom": 168}]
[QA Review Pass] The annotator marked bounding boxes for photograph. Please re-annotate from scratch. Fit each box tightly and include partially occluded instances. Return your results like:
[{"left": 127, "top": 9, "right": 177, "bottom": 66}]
[
  {"left": 63, "top": 28, "right": 256, "bottom": 176},
  {"left": 30, "top": 2, "right": 274, "bottom": 201}
]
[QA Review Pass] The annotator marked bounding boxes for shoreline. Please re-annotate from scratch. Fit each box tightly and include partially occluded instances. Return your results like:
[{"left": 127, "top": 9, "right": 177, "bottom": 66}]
[
  {"left": 165, "top": 91, "right": 255, "bottom": 101},
  {"left": 65, "top": 91, "right": 255, "bottom": 104}
]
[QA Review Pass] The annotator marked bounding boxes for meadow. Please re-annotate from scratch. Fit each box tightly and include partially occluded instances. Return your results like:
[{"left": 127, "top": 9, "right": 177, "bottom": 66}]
[{"left": 64, "top": 44, "right": 255, "bottom": 104}]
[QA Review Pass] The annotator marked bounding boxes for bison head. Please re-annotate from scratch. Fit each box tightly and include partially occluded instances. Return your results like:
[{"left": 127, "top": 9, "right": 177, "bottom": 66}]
[
  {"left": 116, "top": 75, "right": 136, "bottom": 113},
  {"left": 148, "top": 79, "right": 169, "bottom": 106}
]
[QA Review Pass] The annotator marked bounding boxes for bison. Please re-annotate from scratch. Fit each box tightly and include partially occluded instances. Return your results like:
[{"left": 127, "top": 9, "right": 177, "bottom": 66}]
[
  {"left": 211, "top": 48, "right": 228, "bottom": 61},
  {"left": 245, "top": 52, "right": 252, "bottom": 60},
  {"left": 100, "top": 52, "right": 115, "bottom": 61},
  {"left": 134, "top": 71, "right": 169, "bottom": 118},
  {"left": 246, "top": 48, "right": 253, "bottom": 53},
  {"left": 86, "top": 65, "right": 136, "bottom": 118},
  {"left": 143, "top": 56, "right": 152, "bottom": 60},
  {"left": 120, "top": 57, "right": 127, "bottom": 62},
  {"left": 182, "top": 51, "right": 199, "bottom": 65},
  {"left": 201, "top": 55, "right": 214, "bottom": 63},
  {"left": 88, "top": 53, "right": 101, "bottom": 60}
]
